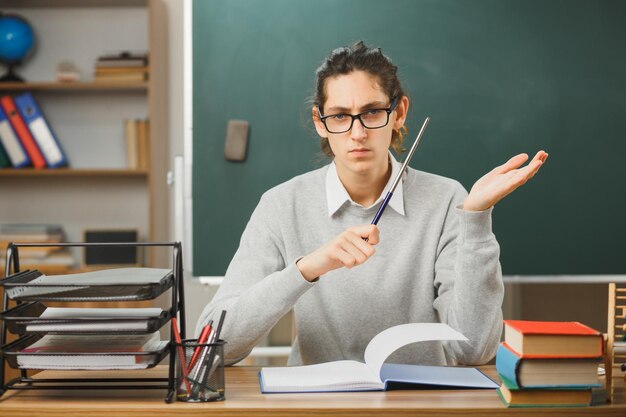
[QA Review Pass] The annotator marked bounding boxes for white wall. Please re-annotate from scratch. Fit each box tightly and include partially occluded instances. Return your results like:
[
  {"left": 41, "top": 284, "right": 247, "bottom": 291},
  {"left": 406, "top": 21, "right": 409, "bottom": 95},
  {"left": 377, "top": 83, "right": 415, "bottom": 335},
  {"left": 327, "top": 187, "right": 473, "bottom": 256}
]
[{"left": 160, "top": 0, "right": 217, "bottom": 334}]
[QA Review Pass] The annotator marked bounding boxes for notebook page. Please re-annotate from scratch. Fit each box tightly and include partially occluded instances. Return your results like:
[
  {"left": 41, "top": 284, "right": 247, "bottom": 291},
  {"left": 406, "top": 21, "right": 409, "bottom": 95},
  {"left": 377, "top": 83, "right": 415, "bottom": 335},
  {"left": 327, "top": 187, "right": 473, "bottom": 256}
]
[
  {"left": 363, "top": 323, "right": 467, "bottom": 378},
  {"left": 260, "top": 360, "right": 382, "bottom": 392}
]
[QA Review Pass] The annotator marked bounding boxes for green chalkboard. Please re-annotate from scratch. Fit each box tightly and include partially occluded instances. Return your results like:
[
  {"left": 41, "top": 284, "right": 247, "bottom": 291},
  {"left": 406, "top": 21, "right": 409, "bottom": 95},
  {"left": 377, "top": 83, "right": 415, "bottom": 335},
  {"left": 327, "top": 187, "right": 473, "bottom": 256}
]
[{"left": 193, "top": 0, "right": 626, "bottom": 276}]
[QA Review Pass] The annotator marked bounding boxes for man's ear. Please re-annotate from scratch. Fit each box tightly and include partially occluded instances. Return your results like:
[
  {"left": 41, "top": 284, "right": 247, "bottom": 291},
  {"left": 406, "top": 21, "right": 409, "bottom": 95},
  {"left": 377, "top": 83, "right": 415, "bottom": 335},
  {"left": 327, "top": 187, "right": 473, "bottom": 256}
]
[
  {"left": 312, "top": 107, "right": 327, "bottom": 138},
  {"left": 392, "top": 96, "right": 410, "bottom": 130}
]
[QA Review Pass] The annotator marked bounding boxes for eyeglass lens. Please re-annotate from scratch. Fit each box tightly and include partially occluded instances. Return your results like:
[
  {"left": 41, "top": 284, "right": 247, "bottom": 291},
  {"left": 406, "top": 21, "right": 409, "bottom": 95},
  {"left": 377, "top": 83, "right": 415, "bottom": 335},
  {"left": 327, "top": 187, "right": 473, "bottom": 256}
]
[{"left": 325, "top": 109, "right": 390, "bottom": 133}]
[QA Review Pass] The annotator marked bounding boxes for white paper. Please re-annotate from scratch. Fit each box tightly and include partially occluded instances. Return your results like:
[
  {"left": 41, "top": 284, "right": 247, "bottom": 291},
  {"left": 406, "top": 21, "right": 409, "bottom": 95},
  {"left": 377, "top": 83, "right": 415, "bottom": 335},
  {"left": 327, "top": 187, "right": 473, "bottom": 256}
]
[
  {"left": 17, "top": 341, "right": 168, "bottom": 370},
  {"left": 25, "top": 307, "right": 163, "bottom": 332},
  {"left": 261, "top": 360, "right": 381, "bottom": 392},
  {"left": 35, "top": 268, "right": 170, "bottom": 284},
  {"left": 39, "top": 307, "right": 163, "bottom": 319},
  {"left": 17, "top": 333, "right": 166, "bottom": 370},
  {"left": 364, "top": 323, "right": 467, "bottom": 378}
]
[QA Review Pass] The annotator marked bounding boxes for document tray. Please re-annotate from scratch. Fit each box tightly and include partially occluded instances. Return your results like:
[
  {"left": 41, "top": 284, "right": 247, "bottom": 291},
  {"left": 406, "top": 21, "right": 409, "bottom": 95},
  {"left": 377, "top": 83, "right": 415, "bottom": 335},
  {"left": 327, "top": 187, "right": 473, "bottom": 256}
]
[
  {"left": 0, "top": 268, "right": 174, "bottom": 302},
  {"left": 0, "top": 301, "right": 170, "bottom": 335},
  {"left": 1, "top": 333, "right": 170, "bottom": 370}
]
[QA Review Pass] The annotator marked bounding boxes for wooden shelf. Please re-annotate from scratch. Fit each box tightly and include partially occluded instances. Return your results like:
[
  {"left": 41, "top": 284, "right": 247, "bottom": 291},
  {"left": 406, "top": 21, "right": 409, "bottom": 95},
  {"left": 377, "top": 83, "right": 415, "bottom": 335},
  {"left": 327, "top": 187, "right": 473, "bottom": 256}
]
[
  {"left": 0, "top": 169, "right": 149, "bottom": 177},
  {"left": 0, "top": 82, "right": 148, "bottom": 92},
  {"left": 0, "top": 0, "right": 146, "bottom": 8},
  {"left": 0, "top": 0, "right": 170, "bottom": 269}
]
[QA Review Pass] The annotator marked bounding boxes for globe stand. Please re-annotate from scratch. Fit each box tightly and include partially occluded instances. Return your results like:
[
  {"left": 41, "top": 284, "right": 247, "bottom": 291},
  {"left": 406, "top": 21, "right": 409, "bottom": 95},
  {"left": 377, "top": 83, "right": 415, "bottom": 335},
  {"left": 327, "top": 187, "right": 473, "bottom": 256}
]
[{"left": 0, "top": 65, "right": 25, "bottom": 82}]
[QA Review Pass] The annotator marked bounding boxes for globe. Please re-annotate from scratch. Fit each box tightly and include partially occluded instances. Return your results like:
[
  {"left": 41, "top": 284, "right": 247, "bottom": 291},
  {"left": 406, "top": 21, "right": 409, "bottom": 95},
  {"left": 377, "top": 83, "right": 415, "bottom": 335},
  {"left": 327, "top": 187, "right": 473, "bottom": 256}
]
[{"left": 0, "top": 14, "right": 35, "bottom": 82}]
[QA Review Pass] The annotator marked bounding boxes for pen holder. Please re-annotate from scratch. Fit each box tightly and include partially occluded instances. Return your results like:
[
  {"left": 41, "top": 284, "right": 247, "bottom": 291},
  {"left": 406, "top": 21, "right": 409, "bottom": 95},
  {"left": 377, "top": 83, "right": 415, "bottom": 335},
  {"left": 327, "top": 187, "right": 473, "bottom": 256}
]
[{"left": 174, "top": 339, "right": 226, "bottom": 402}]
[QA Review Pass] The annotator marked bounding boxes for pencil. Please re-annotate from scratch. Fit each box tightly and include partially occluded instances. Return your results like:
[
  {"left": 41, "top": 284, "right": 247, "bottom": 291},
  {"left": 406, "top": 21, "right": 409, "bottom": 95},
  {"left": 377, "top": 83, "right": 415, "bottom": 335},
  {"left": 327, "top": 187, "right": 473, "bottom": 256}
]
[{"left": 171, "top": 317, "right": 191, "bottom": 392}]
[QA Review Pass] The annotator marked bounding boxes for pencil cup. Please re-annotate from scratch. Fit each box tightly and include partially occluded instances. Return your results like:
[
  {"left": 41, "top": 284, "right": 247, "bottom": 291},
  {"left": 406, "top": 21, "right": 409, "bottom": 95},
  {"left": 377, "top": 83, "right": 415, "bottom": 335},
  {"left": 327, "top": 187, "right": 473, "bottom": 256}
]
[{"left": 174, "top": 339, "right": 226, "bottom": 402}]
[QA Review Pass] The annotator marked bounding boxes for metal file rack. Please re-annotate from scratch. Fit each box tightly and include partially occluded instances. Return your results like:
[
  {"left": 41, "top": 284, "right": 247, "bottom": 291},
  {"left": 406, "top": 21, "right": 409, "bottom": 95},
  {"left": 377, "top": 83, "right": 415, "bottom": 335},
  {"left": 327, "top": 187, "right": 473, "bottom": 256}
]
[{"left": 0, "top": 241, "right": 186, "bottom": 403}]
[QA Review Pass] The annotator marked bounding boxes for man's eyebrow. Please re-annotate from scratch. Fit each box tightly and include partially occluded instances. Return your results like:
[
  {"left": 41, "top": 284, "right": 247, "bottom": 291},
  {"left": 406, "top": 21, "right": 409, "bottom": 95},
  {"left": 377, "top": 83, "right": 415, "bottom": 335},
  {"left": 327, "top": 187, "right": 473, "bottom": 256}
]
[{"left": 325, "top": 100, "right": 388, "bottom": 114}]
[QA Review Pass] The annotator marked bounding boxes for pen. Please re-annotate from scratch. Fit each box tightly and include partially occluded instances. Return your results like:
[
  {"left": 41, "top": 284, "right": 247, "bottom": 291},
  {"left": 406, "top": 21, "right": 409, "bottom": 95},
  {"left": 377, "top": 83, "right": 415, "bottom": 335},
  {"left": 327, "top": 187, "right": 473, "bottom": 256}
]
[
  {"left": 174, "top": 320, "right": 214, "bottom": 396},
  {"left": 369, "top": 117, "right": 430, "bottom": 227},
  {"left": 171, "top": 317, "right": 191, "bottom": 392},
  {"left": 188, "top": 328, "right": 214, "bottom": 384},
  {"left": 186, "top": 320, "right": 213, "bottom": 374},
  {"left": 188, "top": 313, "right": 224, "bottom": 386},
  {"left": 191, "top": 310, "right": 227, "bottom": 399}
]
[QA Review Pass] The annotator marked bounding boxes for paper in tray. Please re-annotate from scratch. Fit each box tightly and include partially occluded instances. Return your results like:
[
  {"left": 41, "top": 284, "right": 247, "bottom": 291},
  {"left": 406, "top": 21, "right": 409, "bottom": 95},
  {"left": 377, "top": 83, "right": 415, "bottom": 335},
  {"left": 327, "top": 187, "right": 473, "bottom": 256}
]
[
  {"left": 0, "top": 267, "right": 173, "bottom": 301},
  {"left": 1, "top": 333, "right": 170, "bottom": 370},
  {"left": 0, "top": 301, "right": 170, "bottom": 335}
]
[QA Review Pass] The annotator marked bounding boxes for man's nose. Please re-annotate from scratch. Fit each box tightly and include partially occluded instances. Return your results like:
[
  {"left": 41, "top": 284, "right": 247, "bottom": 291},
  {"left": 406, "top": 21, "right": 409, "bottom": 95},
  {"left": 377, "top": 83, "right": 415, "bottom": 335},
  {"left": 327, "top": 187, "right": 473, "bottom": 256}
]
[{"left": 350, "top": 117, "right": 367, "bottom": 140}]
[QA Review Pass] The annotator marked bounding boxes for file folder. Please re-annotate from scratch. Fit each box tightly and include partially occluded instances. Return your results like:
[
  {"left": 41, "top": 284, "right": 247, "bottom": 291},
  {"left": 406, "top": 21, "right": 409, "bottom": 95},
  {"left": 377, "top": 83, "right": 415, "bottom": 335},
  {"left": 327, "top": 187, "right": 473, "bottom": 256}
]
[
  {"left": 15, "top": 93, "right": 68, "bottom": 168},
  {"left": 0, "top": 104, "right": 30, "bottom": 168},
  {"left": 0, "top": 95, "right": 46, "bottom": 168}
]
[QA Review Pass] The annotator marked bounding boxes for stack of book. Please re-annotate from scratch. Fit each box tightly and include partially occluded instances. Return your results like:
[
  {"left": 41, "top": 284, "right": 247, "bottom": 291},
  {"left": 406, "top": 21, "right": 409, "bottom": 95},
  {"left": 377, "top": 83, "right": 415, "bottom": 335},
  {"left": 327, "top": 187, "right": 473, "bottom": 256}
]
[
  {"left": 496, "top": 320, "right": 604, "bottom": 408},
  {"left": 0, "top": 224, "right": 75, "bottom": 273},
  {"left": 94, "top": 52, "right": 148, "bottom": 83},
  {"left": 124, "top": 118, "right": 150, "bottom": 170},
  {"left": 0, "top": 93, "right": 68, "bottom": 169}
]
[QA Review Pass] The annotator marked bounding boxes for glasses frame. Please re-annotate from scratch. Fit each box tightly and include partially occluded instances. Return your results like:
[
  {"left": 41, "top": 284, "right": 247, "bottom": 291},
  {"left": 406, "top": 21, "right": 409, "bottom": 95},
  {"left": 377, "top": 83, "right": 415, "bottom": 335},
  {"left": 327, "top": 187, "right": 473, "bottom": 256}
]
[{"left": 317, "top": 96, "right": 400, "bottom": 134}]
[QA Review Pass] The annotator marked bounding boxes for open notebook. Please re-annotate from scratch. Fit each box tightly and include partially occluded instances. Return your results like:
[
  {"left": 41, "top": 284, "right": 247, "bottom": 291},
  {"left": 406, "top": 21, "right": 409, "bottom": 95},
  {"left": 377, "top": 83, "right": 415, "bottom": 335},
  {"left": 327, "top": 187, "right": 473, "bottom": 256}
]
[{"left": 259, "top": 323, "right": 498, "bottom": 393}]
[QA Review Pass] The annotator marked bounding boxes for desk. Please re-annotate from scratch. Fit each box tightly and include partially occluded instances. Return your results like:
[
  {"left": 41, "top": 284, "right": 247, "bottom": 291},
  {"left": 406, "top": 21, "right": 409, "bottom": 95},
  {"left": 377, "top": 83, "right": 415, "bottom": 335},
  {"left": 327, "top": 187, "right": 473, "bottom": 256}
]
[{"left": 0, "top": 366, "right": 624, "bottom": 417}]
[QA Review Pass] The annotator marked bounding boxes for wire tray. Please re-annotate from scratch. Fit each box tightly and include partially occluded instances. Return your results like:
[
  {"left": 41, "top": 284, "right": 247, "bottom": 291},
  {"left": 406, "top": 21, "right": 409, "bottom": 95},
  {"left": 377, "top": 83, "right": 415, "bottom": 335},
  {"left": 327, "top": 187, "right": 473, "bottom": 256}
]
[
  {"left": 0, "top": 269, "right": 174, "bottom": 302},
  {"left": 0, "top": 301, "right": 170, "bottom": 335},
  {"left": 1, "top": 333, "right": 170, "bottom": 370}
]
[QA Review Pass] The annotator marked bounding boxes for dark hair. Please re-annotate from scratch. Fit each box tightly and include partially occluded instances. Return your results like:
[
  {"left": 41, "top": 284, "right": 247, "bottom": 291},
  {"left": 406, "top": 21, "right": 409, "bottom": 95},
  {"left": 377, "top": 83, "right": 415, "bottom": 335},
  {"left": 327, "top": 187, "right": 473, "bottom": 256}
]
[{"left": 312, "top": 41, "right": 408, "bottom": 157}]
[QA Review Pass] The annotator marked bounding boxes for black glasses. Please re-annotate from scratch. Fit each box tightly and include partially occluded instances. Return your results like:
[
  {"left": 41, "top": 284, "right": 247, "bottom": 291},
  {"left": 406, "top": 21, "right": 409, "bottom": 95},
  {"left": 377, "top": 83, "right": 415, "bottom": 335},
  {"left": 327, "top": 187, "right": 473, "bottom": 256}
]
[{"left": 318, "top": 96, "right": 400, "bottom": 134}]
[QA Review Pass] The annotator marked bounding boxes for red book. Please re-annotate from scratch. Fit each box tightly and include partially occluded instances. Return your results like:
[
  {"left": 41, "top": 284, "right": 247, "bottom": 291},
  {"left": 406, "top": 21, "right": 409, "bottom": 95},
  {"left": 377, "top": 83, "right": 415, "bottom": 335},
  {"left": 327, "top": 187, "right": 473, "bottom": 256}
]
[
  {"left": 503, "top": 320, "right": 603, "bottom": 358},
  {"left": 0, "top": 95, "right": 46, "bottom": 168}
]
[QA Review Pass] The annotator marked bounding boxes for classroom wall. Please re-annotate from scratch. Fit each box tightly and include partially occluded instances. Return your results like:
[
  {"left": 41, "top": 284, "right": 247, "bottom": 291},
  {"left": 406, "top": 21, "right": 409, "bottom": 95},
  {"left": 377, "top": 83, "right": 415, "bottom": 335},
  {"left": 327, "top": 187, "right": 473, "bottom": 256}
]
[{"left": 160, "top": 0, "right": 217, "bottom": 335}]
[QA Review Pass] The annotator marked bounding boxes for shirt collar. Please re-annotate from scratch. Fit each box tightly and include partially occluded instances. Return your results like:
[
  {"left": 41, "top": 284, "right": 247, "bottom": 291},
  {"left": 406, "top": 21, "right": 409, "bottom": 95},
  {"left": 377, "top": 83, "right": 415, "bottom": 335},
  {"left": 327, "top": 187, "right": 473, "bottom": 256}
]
[{"left": 326, "top": 151, "right": 406, "bottom": 217}]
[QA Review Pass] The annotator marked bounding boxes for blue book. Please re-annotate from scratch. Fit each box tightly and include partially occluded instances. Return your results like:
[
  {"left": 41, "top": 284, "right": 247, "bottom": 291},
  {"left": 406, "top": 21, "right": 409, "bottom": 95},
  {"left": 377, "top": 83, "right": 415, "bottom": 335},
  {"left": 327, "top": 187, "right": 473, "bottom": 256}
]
[
  {"left": 0, "top": 105, "right": 30, "bottom": 168},
  {"left": 496, "top": 343, "right": 601, "bottom": 390},
  {"left": 14, "top": 93, "right": 68, "bottom": 168}
]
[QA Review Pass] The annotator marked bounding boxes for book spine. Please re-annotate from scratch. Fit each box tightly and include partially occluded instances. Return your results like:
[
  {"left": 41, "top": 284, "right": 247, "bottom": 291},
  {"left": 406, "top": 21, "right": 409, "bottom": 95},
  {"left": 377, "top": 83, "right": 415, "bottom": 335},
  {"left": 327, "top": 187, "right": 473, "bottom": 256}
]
[
  {"left": 0, "top": 104, "right": 30, "bottom": 168},
  {"left": 137, "top": 119, "right": 150, "bottom": 170},
  {"left": 14, "top": 93, "right": 68, "bottom": 168},
  {"left": 0, "top": 95, "right": 46, "bottom": 168},
  {"left": 0, "top": 139, "right": 12, "bottom": 168},
  {"left": 495, "top": 343, "right": 521, "bottom": 389},
  {"left": 124, "top": 119, "right": 138, "bottom": 169}
]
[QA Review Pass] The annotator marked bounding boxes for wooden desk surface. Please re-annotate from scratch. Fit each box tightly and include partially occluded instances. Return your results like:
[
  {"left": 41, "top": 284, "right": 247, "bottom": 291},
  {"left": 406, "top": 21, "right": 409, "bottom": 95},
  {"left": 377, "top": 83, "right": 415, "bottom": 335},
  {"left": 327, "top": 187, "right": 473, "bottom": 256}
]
[{"left": 0, "top": 365, "right": 624, "bottom": 417}]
